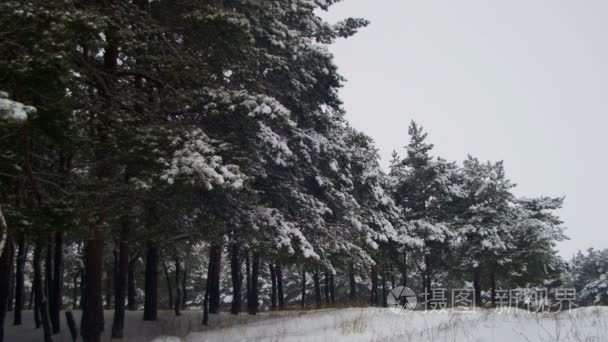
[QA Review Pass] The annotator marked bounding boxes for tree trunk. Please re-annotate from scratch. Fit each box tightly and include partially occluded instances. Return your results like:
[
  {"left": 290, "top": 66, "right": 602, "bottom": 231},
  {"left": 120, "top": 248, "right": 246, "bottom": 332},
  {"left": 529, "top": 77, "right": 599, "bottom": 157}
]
[
  {"left": 269, "top": 263, "right": 277, "bottom": 310},
  {"left": 382, "top": 270, "right": 387, "bottom": 308},
  {"left": 29, "top": 284, "right": 34, "bottom": 311},
  {"left": 81, "top": 223, "right": 104, "bottom": 342},
  {"left": 143, "top": 245, "right": 158, "bottom": 321},
  {"left": 207, "top": 244, "right": 222, "bottom": 314},
  {"left": 324, "top": 272, "right": 330, "bottom": 306},
  {"left": 181, "top": 261, "right": 187, "bottom": 309},
  {"left": 105, "top": 259, "right": 113, "bottom": 310},
  {"left": 402, "top": 251, "right": 407, "bottom": 286},
  {"left": 300, "top": 268, "right": 306, "bottom": 309},
  {"left": 370, "top": 266, "right": 378, "bottom": 306},
  {"left": 111, "top": 235, "right": 129, "bottom": 338},
  {"left": 34, "top": 240, "right": 53, "bottom": 342},
  {"left": 51, "top": 230, "right": 63, "bottom": 334},
  {"left": 162, "top": 261, "right": 173, "bottom": 310},
  {"left": 65, "top": 311, "right": 78, "bottom": 342},
  {"left": 72, "top": 273, "right": 78, "bottom": 310},
  {"left": 78, "top": 267, "right": 85, "bottom": 310},
  {"left": 349, "top": 263, "right": 356, "bottom": 303},
  {"left": 127, "top": 259, "right": 136, "bottom": 311},
  {"left": 7, "top": 246, "right": 14, "bottom": 312},
  {"left": 0, "top": 232, "right": 13, "bottom": 342},
  {"left": 390, "top": 263, "right": 395, "bottom": 289},
  {"left": 244, "top": 251, "right": 250, "bottom": 311},
  {"left": 248, "top": 253, "right": 259, "bottom": 315},
  {"left": 33, "top": 255, "right": 41, "bottom": 328},
  {"left": 14, "top": 234, "right": 25, "bottom": 325},
  {"left": 473, "top": 267, "right": 481, "bottom": 307},
  {"left": 490, "top": 267, "right": 496, "bottom": 307},
  {"left": 0, "top": 205, "right": 7, "bottom": 265},
  {"left": 423, "top": 254, "right": 432, "bottom": 301},
  {"left": 329, "top": 274, "right": 335, "bottom": 304},
  {"left": 174, "top": 254, "right": 181, "bottom": 316},
  {"left": 201, "top": 289, "right": 209, "bottom": 326},
  {"left": 313, "top": 269, "right": 321, "bottom": 308},
  {"left": 45, "top": 234, "right": 57, "bottom": 333},
  {"left": 276, "top": 262, "right": 284, "bottom": 310},
  {"left": 230, "top": 244, "right": 241, "bottom": 315}
]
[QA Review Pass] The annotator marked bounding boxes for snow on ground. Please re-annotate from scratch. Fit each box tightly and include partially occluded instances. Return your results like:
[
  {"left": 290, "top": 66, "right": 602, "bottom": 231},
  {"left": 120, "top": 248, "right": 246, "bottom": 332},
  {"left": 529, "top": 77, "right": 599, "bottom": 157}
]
[
  {"left": 184, "top": 307, "right": 608, "bottom": 342},
  {"left": 5, "top": 307, "right": 608, "bottom": 342}
]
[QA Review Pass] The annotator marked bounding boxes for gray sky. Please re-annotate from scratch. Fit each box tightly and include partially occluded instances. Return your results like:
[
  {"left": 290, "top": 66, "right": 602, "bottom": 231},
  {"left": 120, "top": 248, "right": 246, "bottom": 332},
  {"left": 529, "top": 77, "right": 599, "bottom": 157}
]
[{"left": 323, "top": 0, "right": 608, "bottom": 258}]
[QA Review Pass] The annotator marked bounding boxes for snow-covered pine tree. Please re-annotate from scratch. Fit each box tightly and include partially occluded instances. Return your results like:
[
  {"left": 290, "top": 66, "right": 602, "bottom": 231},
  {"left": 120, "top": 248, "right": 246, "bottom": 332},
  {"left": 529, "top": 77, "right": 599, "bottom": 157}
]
[
  {"left": 389, "top": 121, "right": 459, "bottom": 296},
  {"left": 456, "top": 156, "right": 516, "bottom": 305}
]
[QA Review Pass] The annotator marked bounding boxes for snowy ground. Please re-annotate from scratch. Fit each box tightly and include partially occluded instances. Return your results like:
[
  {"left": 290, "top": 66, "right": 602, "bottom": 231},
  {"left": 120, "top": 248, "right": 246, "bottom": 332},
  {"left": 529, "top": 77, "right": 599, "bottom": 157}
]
[{"left": 6, "top": 307, "right": 608, "bottom": 342}]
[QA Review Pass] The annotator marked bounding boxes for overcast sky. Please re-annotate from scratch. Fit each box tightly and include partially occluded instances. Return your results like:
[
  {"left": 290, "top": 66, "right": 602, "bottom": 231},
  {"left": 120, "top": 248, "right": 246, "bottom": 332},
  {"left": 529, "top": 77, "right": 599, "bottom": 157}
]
[{"left": 322, "top": 0, "right": 608, "bottom": 258}]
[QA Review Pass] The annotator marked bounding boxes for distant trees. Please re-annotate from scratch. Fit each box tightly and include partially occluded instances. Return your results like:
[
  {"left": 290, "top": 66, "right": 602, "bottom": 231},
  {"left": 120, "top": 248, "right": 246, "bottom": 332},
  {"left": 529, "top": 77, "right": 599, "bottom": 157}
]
[
  {"left": 389, "top": 122, "right": 566, "bottom": 306},
  {"left": 567, "top": 249, "right": 608, "bottom": 305}
]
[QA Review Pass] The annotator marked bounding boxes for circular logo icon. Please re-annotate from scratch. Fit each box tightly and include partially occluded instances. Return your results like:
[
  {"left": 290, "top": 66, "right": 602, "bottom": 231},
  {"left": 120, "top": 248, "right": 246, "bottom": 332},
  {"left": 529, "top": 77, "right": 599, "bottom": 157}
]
[{"left": 387, "top": 286, "right": 417, "bottom": 315}]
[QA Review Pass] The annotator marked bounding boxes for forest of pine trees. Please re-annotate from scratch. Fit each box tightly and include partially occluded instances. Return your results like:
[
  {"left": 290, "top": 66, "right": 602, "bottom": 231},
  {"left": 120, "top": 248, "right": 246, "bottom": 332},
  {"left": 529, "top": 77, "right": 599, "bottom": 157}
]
[{"left": 0, "top": 1, "right": 586, "bottom": 342}]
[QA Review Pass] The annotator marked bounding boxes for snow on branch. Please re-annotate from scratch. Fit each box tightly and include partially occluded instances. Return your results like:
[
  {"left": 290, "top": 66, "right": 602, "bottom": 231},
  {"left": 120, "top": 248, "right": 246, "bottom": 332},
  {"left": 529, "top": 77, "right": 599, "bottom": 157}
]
[
  {"left": 160, "top": 128, "right": 245, "bottom": 190},
  {"left": 0, "top": 91, "right": 35, "bottom": 122}
]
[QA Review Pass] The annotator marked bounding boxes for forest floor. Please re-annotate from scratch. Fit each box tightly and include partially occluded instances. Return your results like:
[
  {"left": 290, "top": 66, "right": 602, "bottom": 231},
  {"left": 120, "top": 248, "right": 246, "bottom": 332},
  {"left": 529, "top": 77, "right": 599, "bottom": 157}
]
[{"left": 5, "top": 306, "right": 608, "bottom": 342}]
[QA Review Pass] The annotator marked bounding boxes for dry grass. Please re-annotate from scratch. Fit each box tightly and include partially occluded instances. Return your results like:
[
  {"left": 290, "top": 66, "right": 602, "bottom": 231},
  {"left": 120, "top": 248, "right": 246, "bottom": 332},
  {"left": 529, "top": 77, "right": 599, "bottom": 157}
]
[{"left": 338, "top": 309, "right": 369, "bottom": 335}]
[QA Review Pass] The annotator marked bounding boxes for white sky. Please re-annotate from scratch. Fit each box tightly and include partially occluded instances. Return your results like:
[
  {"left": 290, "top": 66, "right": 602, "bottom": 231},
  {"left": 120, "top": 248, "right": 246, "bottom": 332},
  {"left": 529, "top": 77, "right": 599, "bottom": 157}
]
[{"left": 322, "top": 0, "right": 608, "bottom": 258}]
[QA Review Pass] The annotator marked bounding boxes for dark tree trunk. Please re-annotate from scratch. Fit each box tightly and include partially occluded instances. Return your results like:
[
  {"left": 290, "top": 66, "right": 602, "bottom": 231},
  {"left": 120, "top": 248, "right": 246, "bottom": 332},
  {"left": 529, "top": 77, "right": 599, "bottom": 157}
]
[
  {"left": 51, "top": 230, "right": 63, "bottom": 334},
  {"left": 14, "top": 235, "right": 25, "bottom": 325},
  {"left": 181, "top": 261, "right": 187, "bottom": 309},
  {"left": 324, "top": 272, "right": 330, "bottom": 306},
  {"left": 0, "top": 234, "right": 13, "bottom": 342},
  {"left": 127, "top": 259, "right": 136, "bottom": 311},
  {"left": 248, "top": 253, "right": 259, "bottom": 315},
  {"left": 7, "top": 246, "right": 14, "bottom": 312},
  {"left": 244, "top": 251, "right": 250, "bottom": 310},
  {"left": 390, "top": 263, "right": 395, "bottom": 289},
  {"left": 162, "top": 261, "right": 173, "bottom": 310},
  {"left": 105, "top": 259, "right": 113, "bottom": 310},
  {"left": 78, "top": 267, "right": 85, "bottom": 310},
  {"left": 370, "top": 266, "right": 378, "bottom": 306},
  {"left": 490, "top": 267, "right": 496, "bottom": 307},
  {"left": 402, "top": 251, "right": 407, "bottom": 287},
  {"left": 72, "top": 273, "right": 78, "bottom": 310},
  {"left": 29, "top": 284, "right": 35, "bottom": 311},
  {"left": 382, "top": 270, "right": 387, "bottom": 308},
  {"left": 33, "top": 258, "right": 41, "bottom": 328},
  {"left": 423, "top": 254, "right": 432, "bottom": 301},
  {"left": 81, "top": 225, "right": 104, "bottom": 342},
  {"left": 82, "top": 24, "right": 116, "bottom": 341},
  {"left": 276, "top": 262, "right": 285, "bottom": 309},
  {"left": 65, "top": 311, "right": 78, "bottom": 342},
  {"left": 313, "top": 270, "right": 321, "bottom": 308},
  {"left": 207, "top": 244, "right": 222, "bottom": 314},
  {"left": 34, "top": 240, "right": 53, "bottom": 342},
  {"left": 201, "top": 289, "right": 209, "bottom": 326},
  {"left": 300, "top": 268, "right": 306, "bottom": 309},
  {"left": 269, "top": 263, "right": 277, "bottom": 310},
  {"left": 230, "top": 244, "right": 241, "bottom": 315},
  {"left": 45, "top": 234, "right": 57, "bottom": 333},
  {"left": 473, "top": 267, "right": 482, "bottom": 307},
  {"left": 143, "top": 245, "right": 158, "bottom": 321},
  {"left": 349, "top": 263, "right": 356, "bottom": 303},
  {"left": 111, "top": 235, "right": 129, "bottom": 338},
  {"left": 174, "top": 255, "right": 181, "bottom": 316},
  {"left": 329, "top": 274, "right": 335, "bottom": 304}
]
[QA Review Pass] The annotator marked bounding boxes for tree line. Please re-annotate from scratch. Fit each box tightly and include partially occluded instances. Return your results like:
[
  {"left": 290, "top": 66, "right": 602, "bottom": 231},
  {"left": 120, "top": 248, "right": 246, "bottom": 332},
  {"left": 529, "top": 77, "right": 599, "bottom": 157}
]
[{"left": 0, "top": 1, "right": 566, "bottom": 342}]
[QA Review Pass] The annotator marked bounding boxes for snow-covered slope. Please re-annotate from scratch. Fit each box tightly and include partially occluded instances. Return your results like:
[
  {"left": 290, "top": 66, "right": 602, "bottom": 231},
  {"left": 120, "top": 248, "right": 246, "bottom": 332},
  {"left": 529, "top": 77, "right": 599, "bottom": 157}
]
[
  {"left": 185, "top": 307, "right": 608, "bottom": 342},
  {"left": 5, "top": 307, "right": 608, "bottom": 342}
]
